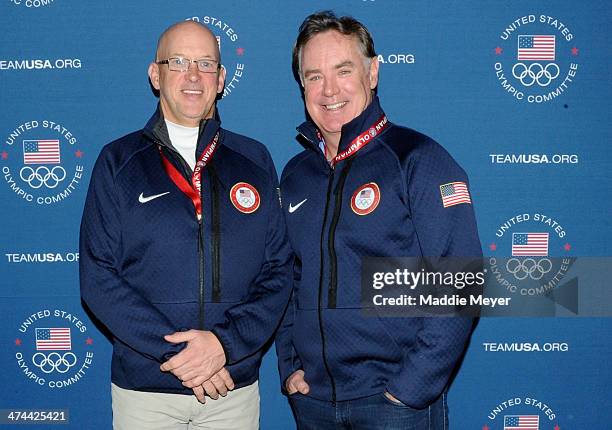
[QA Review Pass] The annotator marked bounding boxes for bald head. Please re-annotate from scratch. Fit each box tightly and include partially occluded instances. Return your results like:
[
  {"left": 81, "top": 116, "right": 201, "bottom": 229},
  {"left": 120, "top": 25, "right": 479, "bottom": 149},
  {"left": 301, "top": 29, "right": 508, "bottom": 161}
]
[
  {"left": 148, "top": 20, "right": 226, "bottom": 127},
  {"left": 155, "top": 20, "right": 221, "bottom": 64}
]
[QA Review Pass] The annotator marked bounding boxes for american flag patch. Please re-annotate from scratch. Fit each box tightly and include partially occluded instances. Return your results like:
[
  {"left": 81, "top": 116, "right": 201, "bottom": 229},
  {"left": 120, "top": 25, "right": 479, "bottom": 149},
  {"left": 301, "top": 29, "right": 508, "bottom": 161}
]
[{"left": 440, "top": 182, "right": 471, "bottom": 208}]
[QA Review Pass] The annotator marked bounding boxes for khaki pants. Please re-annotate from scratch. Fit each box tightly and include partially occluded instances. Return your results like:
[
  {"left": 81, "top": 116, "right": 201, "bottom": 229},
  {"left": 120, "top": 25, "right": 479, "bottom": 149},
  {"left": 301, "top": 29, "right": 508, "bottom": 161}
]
[{"left": 111, "top": 381, "right": 259, "bottom": 430}]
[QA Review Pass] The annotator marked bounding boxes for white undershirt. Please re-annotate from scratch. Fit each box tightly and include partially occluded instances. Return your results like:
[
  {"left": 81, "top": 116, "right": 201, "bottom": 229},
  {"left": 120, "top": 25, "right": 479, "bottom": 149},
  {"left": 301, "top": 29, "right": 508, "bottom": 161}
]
[{"left": 165, "top": 120, "right": 199, "bottom": 171}]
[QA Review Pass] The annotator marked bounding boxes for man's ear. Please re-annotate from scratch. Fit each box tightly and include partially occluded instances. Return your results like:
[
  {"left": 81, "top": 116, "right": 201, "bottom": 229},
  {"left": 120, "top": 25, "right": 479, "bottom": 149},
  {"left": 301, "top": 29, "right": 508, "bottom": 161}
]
[
  {"left": 217, "top": 65, "right": 227, "bottom": 94},
  {"left": 369, "top": 56, "right": 379, "bottom": 90},
  {"left": 148, "top": 62, "right": 161, "bottom": 90}
]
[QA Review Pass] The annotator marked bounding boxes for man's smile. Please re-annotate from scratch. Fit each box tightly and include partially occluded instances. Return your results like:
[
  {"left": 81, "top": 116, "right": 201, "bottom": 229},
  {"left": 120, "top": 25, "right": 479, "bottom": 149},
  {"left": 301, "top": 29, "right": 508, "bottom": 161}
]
[{"left": 324, "top": 101, "right": 348, "bottom": 111}]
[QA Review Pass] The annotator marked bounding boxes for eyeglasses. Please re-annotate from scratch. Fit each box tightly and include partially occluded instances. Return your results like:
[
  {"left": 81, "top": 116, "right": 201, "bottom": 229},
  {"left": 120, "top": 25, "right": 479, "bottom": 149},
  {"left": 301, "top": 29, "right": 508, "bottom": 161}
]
[{"left": 156, "top": 57, "right": 220, "bottom": 73}]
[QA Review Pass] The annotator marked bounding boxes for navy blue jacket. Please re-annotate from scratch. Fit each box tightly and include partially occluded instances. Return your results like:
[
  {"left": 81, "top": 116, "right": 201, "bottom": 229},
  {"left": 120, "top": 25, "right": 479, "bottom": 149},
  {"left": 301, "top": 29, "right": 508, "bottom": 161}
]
[
  {"left": 80, "top": 108, "right": 292, "bottom": 394},
  {"left": 276, "top": 98, "right": 481, "bottom": 408}
]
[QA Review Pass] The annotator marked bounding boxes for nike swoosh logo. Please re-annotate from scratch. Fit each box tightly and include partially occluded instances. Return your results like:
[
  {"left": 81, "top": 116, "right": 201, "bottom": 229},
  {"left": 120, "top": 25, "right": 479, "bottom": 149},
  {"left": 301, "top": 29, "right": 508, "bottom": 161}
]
[
  {"left": 288, "top": 198, "right": 307, "bottom": 213},
  {"left": 138, "top": 191, "right": 170, "bottom": 204}
]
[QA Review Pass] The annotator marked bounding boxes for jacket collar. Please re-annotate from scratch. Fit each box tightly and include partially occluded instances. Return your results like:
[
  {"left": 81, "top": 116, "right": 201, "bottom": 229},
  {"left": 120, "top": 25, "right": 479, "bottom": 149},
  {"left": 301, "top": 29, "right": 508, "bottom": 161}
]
[
  {"left": 296, "top": 96, "right": 387, "bottom": 161},
  {"left": 143, "top": 104, "right": 222, "bottom": 157}
]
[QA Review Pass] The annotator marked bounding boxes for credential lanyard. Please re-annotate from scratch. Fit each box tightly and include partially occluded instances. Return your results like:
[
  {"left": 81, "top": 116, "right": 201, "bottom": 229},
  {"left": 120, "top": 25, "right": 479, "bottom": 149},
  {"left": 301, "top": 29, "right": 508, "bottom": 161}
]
[
  {"left": 330, "top": 115, "right": 388, "bottom": 166},
  {"left": 158, "top": 131, "right": 220, "bottom": 220}
]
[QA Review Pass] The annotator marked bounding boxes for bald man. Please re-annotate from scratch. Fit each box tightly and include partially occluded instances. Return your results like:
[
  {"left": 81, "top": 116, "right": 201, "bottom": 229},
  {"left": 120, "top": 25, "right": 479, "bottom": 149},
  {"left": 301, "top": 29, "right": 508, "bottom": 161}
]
[{"left": 80, "top": 21, "right": 292, "bottom": 429}]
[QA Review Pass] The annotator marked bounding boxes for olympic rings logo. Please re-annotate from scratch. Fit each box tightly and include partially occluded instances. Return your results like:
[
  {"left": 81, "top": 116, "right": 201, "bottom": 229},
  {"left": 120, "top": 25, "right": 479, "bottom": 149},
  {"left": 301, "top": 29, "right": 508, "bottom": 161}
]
[
  {"left": 512, "top": 62, "right": 560, "bottom": 87},
  {"left": 239, "top": 196, "right": 253, "bottom": 205},
  {"left": 357, "top": 197, "right": 373, "bottom": 208},
  {"left": 19, "top": 166, "right": 66, "bottom": 189},
  {"left": 506, "top": 258, "right": 552, "bottom": 280},
  {"left": 32, "top": 352, "right": 77, "bottom": 374}
]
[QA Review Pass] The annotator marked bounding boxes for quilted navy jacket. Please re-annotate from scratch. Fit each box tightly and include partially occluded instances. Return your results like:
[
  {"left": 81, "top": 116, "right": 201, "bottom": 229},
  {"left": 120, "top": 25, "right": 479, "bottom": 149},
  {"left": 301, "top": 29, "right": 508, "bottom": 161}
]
[
  {"left": 80, "top": 108, "right": 292, "bottom": 393},
  {"left": 276, "top": 98, "right": 482, "bottom": 408}
]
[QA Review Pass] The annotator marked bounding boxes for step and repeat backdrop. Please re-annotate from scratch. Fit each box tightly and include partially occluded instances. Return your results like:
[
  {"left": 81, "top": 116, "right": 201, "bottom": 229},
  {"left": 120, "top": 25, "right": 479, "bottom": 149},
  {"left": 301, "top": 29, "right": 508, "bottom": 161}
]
[{"left": 1, "top": 1, "right": 610, "bottom": 428}]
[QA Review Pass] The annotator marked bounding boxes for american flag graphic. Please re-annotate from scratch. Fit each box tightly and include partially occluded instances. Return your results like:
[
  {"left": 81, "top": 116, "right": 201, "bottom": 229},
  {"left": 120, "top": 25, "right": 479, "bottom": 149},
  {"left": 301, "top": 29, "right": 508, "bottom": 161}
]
[
  {"left": 517, "top": 35, "right": 556, "bottom": 61},
  {"left": 23, "top": 140, "right": 61, "bottom": 165},
  {"left": 504, "top": 415, "right": 539, "bottom": 430},
  {"left": 512, "top": 233, "right": 549, "bottom": 256},
  {"left": 440, "top": 182, "right": 471, "bottom": 208},
  {"left": 359, "top": 189, "right": 372, "bottom": 199},
  {"left": 35, "top": 328, "right": 71, "bottom": 351}
]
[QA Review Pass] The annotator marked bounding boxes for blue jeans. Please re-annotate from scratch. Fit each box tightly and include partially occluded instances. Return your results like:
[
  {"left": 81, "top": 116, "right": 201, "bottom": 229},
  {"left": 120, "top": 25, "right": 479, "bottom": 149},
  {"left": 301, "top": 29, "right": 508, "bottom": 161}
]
[{"left": 289, "top": 392, "right": 448, "bottom": 429}]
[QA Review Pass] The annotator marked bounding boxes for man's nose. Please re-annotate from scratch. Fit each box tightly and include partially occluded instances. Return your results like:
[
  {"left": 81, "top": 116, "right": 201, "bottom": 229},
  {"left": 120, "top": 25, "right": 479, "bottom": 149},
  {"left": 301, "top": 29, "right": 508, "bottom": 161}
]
[
  {"left": 323, "top": 76, "right": 339, "bottom": 97},
  {"left": 186, "top": 61, "right": 201, "bottom": 81}
]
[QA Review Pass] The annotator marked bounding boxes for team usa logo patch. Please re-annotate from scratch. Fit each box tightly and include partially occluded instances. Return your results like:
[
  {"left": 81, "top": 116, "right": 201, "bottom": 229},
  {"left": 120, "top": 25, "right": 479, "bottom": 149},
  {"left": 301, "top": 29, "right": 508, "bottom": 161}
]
[
  {"left": 2, "top": 120, "right": 84, "bottom": 206},
  {"left": 488, "top": 213, "right": 574, "bottom": 301},
  {"left": 493, "top": 14, "right": 579, "bottom": 104},
  {"left": 351, "top": 182, "right": 380, "bottom": 216},
  {"left": 14, "top": 309, "right": 94, "bottom": 389},
  {"left": 439, "top": 182, "right": 471, "bottom": 208},
  {"left": 230, "top": 182, "right": 260, "bottom": 214}
]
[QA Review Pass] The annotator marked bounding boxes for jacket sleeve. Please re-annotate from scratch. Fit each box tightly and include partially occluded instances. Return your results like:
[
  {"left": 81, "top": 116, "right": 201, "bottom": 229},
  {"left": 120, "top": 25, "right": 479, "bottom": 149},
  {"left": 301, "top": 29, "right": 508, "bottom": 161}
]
[
  {"left": 79, "top": 146, "right": 184, "bottom": 362},
  {"left": 386, "top": 139, "right": 481, "bottom": 408},
  {"left": 212, "top": 153, "right": 293, "bottom": 364},
  {"left": 274, "top": 260, "right": 303, "bottom": 392}
]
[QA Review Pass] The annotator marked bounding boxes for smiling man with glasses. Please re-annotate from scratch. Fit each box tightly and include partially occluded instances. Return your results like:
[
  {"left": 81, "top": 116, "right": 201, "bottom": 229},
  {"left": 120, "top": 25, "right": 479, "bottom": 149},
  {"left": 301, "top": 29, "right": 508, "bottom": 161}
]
[
  {"left": 80, "top": 20, "right": 292, "bottom": 429},
  {"left": 148, "top": 23, "right": 225, "bottom": 128}
]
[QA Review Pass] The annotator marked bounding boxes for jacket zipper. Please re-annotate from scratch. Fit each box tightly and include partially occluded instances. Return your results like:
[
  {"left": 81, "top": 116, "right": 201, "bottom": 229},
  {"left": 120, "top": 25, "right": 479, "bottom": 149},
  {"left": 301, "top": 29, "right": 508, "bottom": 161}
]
[
  {"left": 209, "top": 165, "right": 221, "bottom": 303},
  {"left": 318, "top": 170, "right": 337, "bottom": 405},
  {"left": 301, "top": 130, "right": 349, "bottom": 404},
  {"left": 198, "top": 219, "right": 205, "bottom": 329},
  {"left": 327, "top": 158, "right": 354, "bottom": 309}
]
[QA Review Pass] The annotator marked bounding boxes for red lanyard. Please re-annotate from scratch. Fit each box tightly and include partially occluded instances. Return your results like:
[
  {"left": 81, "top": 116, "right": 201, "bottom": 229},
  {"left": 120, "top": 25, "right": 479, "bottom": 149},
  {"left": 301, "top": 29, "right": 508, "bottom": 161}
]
[
  {"left": 329, "top": 115, "right": 388, "bottom": 166},
  {"left": 158, "top": 131, "right": 220, "bottom": 220}
]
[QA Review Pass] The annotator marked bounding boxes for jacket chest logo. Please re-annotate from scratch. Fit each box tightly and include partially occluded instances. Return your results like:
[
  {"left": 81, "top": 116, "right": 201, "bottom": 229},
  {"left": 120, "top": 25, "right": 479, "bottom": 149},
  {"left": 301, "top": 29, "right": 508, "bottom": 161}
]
[
  {"left": 350, "top": 182, "right": 381, "bottom": 216},
  {"left": 230, "top": 182, "right": 260, "bottom": 214}
]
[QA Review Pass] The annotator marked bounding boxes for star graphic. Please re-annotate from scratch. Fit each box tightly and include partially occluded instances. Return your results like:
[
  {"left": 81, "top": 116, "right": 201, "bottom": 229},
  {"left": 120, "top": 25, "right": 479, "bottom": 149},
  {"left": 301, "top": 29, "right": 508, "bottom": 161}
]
[
  {"left": 75, "top": 149, "right": 83, "bottom": 158},
  {"left": 236, "top": 47, "right": 245, "bottom": 56},
  {"left": 494, "top": 46, "right": 503, "bottom": 55},
  {"left": 564, "top": 243, "right": 571, "bottom": 251},
  {"left": 15, "top": 338, "right": 22, "bottom": 346},
  {"left": 554, "top": 424, "right": 560, "bottom": 430},
  {"left": 489, "top": 243, "right": 497, "bottom": 251},
  {"left": 1, "top": 151, "right": 8, "bottom": 160},
  {"left": 482, "top": 425, "right": 490, "bottom": 430},
  {"left": 86, "top": 337, "right": 94, "bottom": 345},
  {"left": 571, "top": 47, "right": 579, "bottom": 56}
]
